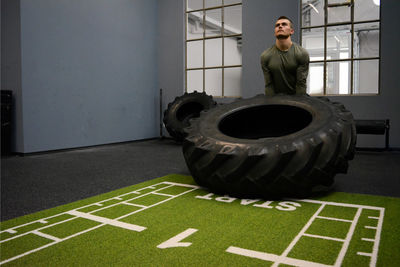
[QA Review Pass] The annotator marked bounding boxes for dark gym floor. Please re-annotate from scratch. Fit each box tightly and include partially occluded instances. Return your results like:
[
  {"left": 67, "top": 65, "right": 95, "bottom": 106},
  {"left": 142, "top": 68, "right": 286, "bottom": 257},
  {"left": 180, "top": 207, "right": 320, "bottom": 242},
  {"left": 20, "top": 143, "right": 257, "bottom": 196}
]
[{"left": 1, "top": 138, "right": 400, "bottom": 222}]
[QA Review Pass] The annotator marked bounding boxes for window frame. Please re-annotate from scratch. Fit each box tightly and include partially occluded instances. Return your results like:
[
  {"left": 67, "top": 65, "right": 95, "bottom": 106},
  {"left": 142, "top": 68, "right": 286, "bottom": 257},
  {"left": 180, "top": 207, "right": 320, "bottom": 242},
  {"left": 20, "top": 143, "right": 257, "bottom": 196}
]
[
  {"left": 300, "top": 0, "right": 381, "bottom": 96},
  {"left": 185, "top": 0, "right": 242, "bottom": 98}
]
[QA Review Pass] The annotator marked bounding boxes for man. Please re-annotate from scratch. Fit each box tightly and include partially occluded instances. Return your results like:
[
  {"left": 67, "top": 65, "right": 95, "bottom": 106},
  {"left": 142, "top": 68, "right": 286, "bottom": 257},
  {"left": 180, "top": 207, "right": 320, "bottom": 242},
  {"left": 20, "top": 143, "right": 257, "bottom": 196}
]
[{"left": 260, "top": 16, "right": 310, "bottom": 95}]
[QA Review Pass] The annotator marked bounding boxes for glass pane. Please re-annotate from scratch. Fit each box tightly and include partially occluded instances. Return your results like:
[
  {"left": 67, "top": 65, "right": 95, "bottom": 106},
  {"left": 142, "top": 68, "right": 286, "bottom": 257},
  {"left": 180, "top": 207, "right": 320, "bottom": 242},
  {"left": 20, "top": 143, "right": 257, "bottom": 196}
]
[
  {"left": 302, "top": 28, "right": 324, "bottom": 61},
  {"left": 224, "top": 5, "right": 242, "bottom": 35},
  {"left": 327, "top": 24, "right": 351, "bottom": 60},
  {"left": 328, "top": 6, "right": 350, "bottom": 24},
  {"left": 205, "top": 9, "right": 222, "bottom": 37},
  {"left": 354, "top": 22, "right": 379, "bottom": 59},
  {"left": 205, "top": 38, "right": 222, "bottom": 67},
  {"left": 205, "top": 69, "right": 222, "bottom": 96},
  {"left": 224, "top": 37, "right": 242, "bottom": 66},
  {"left": 205, "top": 0, "right": 221, "bottom": 8},
  {"left": 308, "top": 62, "right": 324, "bottom": 94},
  {"left": 187, "top": 70, "right": 203, "bottom": 93},
  {"left": 326, "top": 61, "right": 350, "bottom": 95},
  {"left": 301, "top": 0, "right": 324, "bottom": 27},
  {"left": 355, "top": 0, "right": 380, "bottom": 22},
  {"left": 187, "top": 11, "right": 204, "bottom": 40},
  {"left": 187, "top": 40, "right": 203, "bottom": 68},
  {"left": 224, "top": 67, "right": 241, "bottom": 97},
  {"left": 353, "top": 60, "right": 379, "bottom": 94},
  {"left": 187, "top": 0, "right": 202, "bottom": 11},
  {"left": 224, "top": 0, "right": 242, "bottom": 5}
]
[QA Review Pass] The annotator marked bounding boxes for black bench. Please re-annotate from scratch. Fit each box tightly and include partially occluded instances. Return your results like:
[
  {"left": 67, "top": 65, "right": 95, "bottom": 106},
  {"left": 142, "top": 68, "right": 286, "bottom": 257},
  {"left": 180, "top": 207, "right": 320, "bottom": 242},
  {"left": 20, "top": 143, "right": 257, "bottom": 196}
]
[{"left": 355, "top": 119, "right": 390, "bottom": 151}]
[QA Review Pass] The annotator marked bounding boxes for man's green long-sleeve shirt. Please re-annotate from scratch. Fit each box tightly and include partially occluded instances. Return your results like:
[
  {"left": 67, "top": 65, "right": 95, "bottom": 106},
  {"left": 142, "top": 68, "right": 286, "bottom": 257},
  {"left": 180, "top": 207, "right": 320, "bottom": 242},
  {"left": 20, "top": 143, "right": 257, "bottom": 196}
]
[{"left": 260, "top": 43, "right": 309, "bottom": 95}]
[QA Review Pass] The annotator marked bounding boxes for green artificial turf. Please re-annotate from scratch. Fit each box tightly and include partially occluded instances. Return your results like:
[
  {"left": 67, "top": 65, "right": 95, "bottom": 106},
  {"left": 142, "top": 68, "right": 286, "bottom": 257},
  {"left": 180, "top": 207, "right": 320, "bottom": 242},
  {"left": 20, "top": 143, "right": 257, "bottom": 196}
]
[{"left": 1, "top": 174, "right": 399, "bottom": 266}]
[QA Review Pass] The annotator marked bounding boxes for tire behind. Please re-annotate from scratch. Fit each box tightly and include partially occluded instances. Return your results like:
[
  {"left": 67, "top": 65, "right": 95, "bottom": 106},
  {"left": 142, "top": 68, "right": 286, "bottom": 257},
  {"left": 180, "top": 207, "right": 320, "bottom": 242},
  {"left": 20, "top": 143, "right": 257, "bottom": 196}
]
[{"left": 163, "top": 91, "right": 216, "bottom": 142}]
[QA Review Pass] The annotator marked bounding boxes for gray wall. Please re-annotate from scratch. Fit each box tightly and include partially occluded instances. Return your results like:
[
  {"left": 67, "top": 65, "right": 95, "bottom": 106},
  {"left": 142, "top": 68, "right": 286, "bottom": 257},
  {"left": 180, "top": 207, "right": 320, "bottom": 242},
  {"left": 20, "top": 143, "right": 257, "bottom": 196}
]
[
  {"left": 241, "top": 0, "right": 400, "bottom": 148},
  {"left": 157, "top": 0, "right": 185, "bottom": 137},
  {"left": 2, "top": 0, "right": 159, "bottom": 153},
  {"left": 1, "top": 0, "right": 24, "bottom": 152}
]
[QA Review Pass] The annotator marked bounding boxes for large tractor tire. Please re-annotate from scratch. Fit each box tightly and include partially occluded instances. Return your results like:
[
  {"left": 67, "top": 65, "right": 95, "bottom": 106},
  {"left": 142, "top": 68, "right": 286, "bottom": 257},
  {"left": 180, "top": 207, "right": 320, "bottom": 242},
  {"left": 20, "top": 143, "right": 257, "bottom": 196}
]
[
  {"left": 182, "top": 94, "right": 356, "bottom": 198},
  {"left": 163, "top": 91, "right": 217, "bottom": 142}
]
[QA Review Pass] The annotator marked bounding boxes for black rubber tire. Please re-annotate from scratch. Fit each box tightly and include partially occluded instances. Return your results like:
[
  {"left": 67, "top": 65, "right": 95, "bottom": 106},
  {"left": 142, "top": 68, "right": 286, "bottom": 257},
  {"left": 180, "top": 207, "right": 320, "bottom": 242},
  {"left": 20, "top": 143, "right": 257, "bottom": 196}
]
[
  {"left": 182, "top": 94, "right": 356, "bottom": 198},
  {"left": 163, "top": 91, "right": 217, "bottom": 142}
]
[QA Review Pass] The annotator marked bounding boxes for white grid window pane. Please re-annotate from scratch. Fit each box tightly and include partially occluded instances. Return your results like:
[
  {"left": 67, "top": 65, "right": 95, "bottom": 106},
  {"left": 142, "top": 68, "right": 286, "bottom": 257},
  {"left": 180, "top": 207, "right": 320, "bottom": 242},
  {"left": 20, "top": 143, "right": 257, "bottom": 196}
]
[
  {"left": 187, "top": 12, "right": 204, "bottom": 40},
  {"left": 224, "top": 0, "right": 241, "bottom": 5},
  {"left": 302, "top": 28, "right": 325, "bottom": 61},
  {"left": 224, "top": 5, "right": 242, "bottom": 35},
  {"left": 205, "top": 9, "right": 222, "bottom": 37},
  {"left": 355, "top": 0, "right": 380, "bottom": 22},
  {"left": 224, "top": 67, "right": 241, "bottom": 97},
  {"left": 224, "top": 37, "right": 241, "bottom": 66},
  {"left": 187, "top": 70, "right": 203, "bottom": 93},
  {"left": 307, "top": 63, "right": 324, "bottom": 94},
  {"left": 354, "top": 23, "right": 380, "bottom": 59},
  {"left": 187, "top": 41, "right": 203, "bottom": 68},
  {"left": 205, "top": 38, "right": 222, "bottom": 67},
  {"left": 187, "top": 0, "right": 202, "bottom": 11},
  {"left": 302, "top": 0, "right": 325, "bottom": 27},
  {"left": 327, "top": 25, "right": 351, "bottom": 60},
  {"left": 205, "top": 69, "right": 222, "bottom": 96},
  {"left": 205, "top": 0, "right": 221, "bottom": 8},
  {"left": 326, "top": 61, "right": 351, "bottom": 95},
  {"left": 328, "top": 6, "right": 350, "bottom": 24},
  {"left": 354, "top": 60, "right": 379, "bottom": 94}
]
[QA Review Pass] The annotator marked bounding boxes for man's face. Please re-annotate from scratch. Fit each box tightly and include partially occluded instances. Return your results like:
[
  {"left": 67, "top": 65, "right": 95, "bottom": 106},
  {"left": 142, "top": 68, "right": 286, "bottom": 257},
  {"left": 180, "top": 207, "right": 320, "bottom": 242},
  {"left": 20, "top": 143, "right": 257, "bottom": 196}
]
[{"left": 274, "top": 19, "right": 294, "bottom": 39}]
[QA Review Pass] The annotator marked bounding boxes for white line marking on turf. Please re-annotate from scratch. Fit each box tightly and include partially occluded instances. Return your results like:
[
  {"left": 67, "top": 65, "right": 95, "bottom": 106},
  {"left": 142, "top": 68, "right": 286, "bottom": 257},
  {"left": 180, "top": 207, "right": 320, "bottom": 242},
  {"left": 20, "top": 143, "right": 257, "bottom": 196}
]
[
  {"left": 302, "top": 233, "right": 345, "bottom": 242},
  {"left": 357, "top": 252, "right": 373, "bottom": 257},
  {"left": 0, "top": 182, "right": 201, "bottom": 264},
  {"left": 334, "top": 208, "right": 362, "bottom": 267},
  {"left": 0, "top": 224, "right": 104, "bottom": 265},
  {"left": 362, "top": 238, "right": 375, "bottom": 242},
  {"left": 270, "top": 204, "right": 327, "bottom": 267},
  {"left": 368, "top": 216, "right": 380, "bottom": 220},
  {"left": 0, "top": 182, "right": 199, "bottom": 236},
  {"left": 67, "top": 210, "right": 146, "bottom": 232},
  {"left": 138, "top": 186, "right": 156, "bottom": 191},
  {"left": 294, "top": 198, "right": 385, "bottom": 211},
  {"left": 226, "top": 246, "right": 332, "bottom": 267},
  {"left": 157, "top": 228, "right": 198, "bottom": 249},
  {"left": 152, "top": 192, "right": 174, "bottom": 197},
  {"left": 164, "top": 181, "right": 204, "bottom": 189},
  {"left": 0, "top": 180, "right": 385, "bottom": 267},
  {"left": 5, "top": 229, "right": 17, "bottom": 234},
  {"left": 32, "top": 231, "right": 61, "bottom": 242},
  {"left": 122, "top": 202, "right": 147, "bottom": 208},
  {"left": 86, "top": 184, "right": 176, "bottom": 214},
  {"left": 316, "top": 216, "right": 353, "bottom": 223},
  {"left": 370, "top": 209, "right": 385, "bottom": 267},
  {"left": 115, "top": 187, "right": 200, "bottom": 220},
  {"left": 0, "top": 217, "right": 79, "bottom": 243}
]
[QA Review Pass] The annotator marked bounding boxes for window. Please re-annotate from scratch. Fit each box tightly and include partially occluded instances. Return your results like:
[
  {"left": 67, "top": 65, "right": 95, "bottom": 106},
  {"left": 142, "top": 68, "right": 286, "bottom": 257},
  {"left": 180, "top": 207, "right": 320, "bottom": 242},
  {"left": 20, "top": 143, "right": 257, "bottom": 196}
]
[
  {"left": 185, "top": 0, "right": 242, "bottom": 97},
  {"left": 301, "top": 0, "right": 380, "bottom": 95}
]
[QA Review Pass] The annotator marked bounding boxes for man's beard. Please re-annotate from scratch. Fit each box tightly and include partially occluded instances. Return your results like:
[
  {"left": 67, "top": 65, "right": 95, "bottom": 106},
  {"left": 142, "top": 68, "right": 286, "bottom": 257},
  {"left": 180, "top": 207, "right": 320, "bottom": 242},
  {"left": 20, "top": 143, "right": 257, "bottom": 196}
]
[{"left": 276, "top": 34, "right": 290, "bottom": 40}]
